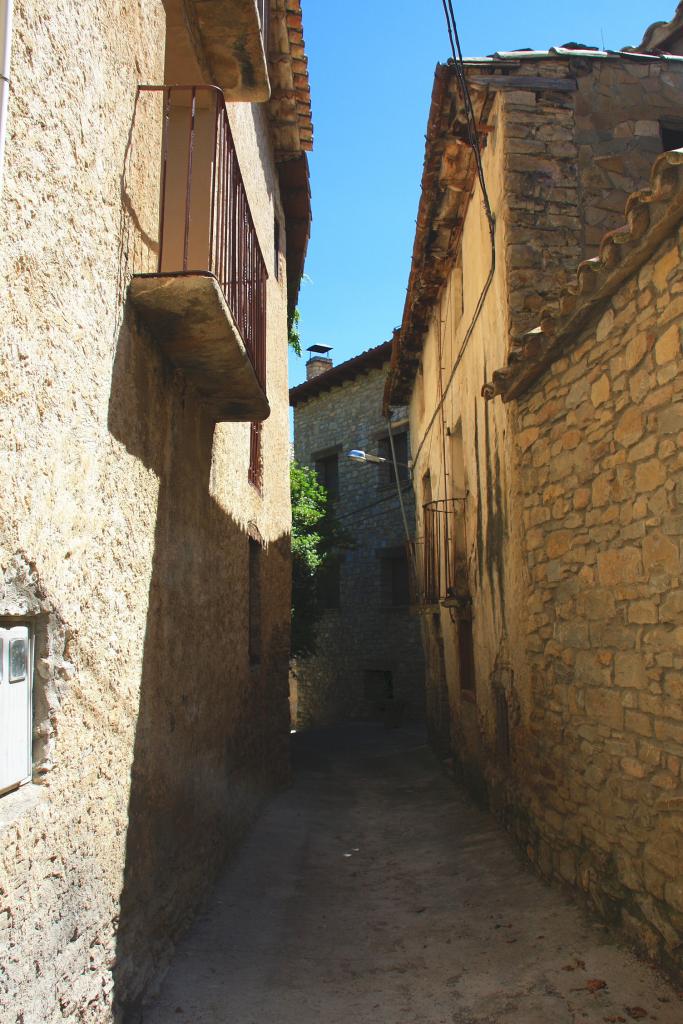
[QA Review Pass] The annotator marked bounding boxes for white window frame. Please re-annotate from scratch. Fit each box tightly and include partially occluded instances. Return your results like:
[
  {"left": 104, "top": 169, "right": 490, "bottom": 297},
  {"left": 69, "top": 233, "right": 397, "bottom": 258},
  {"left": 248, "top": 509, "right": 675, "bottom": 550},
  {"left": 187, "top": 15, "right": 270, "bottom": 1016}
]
[{"left": 0, "top": 621, "right": 34, "bottom": 796}]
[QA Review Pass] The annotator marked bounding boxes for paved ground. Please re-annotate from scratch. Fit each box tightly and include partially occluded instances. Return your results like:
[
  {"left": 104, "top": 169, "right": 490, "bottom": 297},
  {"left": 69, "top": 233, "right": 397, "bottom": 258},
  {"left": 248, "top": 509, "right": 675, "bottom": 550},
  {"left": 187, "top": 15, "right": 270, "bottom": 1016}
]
[{"left": 144, "top": 724, "right": 682, "bottom": 1024}]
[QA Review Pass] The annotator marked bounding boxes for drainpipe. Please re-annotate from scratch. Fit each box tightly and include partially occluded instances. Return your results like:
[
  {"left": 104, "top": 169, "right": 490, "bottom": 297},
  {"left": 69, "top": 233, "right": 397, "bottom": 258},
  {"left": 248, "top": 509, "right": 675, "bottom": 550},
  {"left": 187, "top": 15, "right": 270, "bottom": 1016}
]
[{"left": 0, "top": 0, "right": 13, "bottom": 193}]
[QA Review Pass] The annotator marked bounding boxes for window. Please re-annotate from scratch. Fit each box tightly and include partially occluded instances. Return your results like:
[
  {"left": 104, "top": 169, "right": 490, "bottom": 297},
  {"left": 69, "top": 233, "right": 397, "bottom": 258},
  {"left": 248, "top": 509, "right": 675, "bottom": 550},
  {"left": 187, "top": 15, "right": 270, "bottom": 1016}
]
[
  {"left": 314, "top": 453, "right": 339, "bottom": 501},
  {"left": 248, "top": 540, "right": 262, "bottom": 666},
  {"left": 0, "top": 623, "right": 33, "bottom": 795},
  {"left": 422, "top": 469, "right": 432, "bottom": 505},
  {"left": 660, "top": 120, "right": 683, "bottom": 151},
  {"left": 378, "top": 547, "right": 411, "bottom": 607},
  {"left": 274, "top": 216, "right": 280, "bottom": 280},
  {"left": 249, "top": 421, "right": 263, "bottom": 491},
  {"left": 363, "top": 670, "right": 393, "bottom": 702},
  {"left": 377, "top": 431, "right": 410, "bottom": 486},
  {"left": 318, "top": 558, "right": 341, "bottom": 610}
]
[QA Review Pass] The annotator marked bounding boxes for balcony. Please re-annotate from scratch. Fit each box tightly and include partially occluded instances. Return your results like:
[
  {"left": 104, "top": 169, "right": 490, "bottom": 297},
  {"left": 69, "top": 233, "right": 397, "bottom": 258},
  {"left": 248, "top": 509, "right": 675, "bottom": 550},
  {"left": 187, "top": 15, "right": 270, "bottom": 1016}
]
[
  {"left": 416, "top": 499, "right": 470, "bottom": 612},
  {"left": 165, "top": 0, "right": 271, "bottom": 102},
  {"left": 130, "top": 85, "right": 269, "bottom": 423}
]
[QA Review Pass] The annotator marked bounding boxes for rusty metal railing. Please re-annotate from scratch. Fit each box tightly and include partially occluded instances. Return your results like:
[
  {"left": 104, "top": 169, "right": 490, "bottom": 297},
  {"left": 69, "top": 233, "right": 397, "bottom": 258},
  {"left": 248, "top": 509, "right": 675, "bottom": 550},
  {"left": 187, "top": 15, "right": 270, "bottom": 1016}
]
[
  {"left": 249, "top": 420, "right": 263, "bottom": 491},
  {"left": 420, "top": 498, "right": 467, "bottom": 604},
  {"left": 139, "top": 85, "right": 267, "bottom": 394},
  {"left": 257, "top": 0, "right": 270, "bottom": 55}
]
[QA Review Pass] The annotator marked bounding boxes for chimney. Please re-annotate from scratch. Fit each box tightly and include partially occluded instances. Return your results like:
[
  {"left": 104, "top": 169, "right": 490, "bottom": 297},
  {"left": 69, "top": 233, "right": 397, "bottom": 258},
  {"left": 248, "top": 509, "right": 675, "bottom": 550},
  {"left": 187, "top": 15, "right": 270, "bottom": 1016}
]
[{"left": 306, "top": 344, "right": 333, "bottom": 381}]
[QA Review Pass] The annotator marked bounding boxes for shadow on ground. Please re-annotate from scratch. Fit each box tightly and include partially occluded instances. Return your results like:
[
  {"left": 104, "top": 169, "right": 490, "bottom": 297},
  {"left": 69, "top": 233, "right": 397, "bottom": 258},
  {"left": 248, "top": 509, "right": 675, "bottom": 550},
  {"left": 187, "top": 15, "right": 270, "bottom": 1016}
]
[{"left": 141, "top": 722, "right": 682, "bottom": 1024}]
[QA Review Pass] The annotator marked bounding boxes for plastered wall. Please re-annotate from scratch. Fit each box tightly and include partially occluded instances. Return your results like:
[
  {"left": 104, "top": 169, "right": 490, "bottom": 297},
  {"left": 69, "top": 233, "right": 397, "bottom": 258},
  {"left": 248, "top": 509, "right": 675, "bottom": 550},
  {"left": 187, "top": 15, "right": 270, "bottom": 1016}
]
[
  {"left": 0, "top": 2, "right": 292, "bottom": 1019},
  {"left": 409, "top": 96, "right": 526, "bottom": 786}
]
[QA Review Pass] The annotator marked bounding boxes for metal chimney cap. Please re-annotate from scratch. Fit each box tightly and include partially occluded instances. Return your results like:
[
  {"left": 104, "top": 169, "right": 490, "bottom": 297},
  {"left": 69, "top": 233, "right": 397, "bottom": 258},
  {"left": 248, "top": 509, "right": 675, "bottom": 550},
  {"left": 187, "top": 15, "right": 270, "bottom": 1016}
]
[{"left": 306, "top": 344, "right": 333, "bottom": 355}]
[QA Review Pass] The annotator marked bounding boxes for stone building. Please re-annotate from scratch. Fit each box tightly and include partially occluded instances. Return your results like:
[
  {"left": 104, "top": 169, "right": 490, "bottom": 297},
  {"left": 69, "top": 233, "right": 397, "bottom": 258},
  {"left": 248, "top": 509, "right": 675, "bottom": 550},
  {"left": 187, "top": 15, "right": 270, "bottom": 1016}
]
[
  {"left": 290, "top": 343, "right": 425, "bottom": 727},
  {"left": 0, "top": 2, "right": 312, "bottom": 1020},
  {"left": 384, "top": 28, "right": 683, "bottom": 978}
]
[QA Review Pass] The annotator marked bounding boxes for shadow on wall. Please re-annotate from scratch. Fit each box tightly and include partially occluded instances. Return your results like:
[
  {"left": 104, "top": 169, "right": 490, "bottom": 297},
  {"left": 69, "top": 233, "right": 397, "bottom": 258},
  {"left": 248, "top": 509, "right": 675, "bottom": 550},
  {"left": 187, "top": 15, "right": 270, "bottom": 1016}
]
[{"left": 107, "top": 305, "right": 291, "bottom": 1021}]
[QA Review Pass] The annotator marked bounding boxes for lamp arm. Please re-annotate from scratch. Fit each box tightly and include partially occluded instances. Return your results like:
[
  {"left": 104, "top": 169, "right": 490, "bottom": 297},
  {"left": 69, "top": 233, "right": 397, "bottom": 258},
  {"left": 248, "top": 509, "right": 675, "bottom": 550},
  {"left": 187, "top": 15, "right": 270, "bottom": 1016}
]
[{"left": 386, "top": 418, "right": 416, "bottom": 575}]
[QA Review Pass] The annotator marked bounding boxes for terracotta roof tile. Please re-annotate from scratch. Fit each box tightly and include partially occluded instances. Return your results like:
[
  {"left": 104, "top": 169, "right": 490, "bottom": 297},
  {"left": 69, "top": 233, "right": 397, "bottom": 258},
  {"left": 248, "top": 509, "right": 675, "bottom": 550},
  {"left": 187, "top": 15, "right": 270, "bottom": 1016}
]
[
  {"left": 482, "top": 148, "right": 683, "bottom": 403},
  {"left": 268, "top": 1, "right": 313, "bottom": 160}
]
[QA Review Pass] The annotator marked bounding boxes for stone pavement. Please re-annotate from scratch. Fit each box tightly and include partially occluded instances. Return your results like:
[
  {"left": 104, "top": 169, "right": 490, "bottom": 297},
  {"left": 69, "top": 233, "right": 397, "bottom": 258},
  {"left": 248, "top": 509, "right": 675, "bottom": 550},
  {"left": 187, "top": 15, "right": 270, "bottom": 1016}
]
[{"left": 143, "top": 724, "right": 682, "bottom": 1024}]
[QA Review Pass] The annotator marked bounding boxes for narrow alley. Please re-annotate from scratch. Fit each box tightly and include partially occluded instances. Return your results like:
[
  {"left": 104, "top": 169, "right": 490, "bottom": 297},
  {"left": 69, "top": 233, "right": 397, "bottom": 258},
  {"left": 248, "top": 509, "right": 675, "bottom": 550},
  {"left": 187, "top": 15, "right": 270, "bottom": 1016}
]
[{"left": 143, "top": 726, "right": 681, "bottom": 1024}]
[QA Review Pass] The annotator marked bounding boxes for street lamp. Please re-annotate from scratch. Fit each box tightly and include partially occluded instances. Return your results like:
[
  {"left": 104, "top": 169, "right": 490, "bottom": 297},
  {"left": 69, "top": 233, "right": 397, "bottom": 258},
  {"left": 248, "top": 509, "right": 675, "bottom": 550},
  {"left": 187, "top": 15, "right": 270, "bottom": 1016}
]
[
  {"left": 345, "top": 449, "right": 411, "bottom": 469},
  {"left": 345, "top": 439, "right": 415, "bottom": 574}
]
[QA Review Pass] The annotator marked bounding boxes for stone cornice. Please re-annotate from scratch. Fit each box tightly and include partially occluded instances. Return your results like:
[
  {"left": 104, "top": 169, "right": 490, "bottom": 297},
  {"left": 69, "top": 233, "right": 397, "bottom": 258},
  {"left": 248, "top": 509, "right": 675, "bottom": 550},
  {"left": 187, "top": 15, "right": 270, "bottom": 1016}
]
[{"left": 383, "top": 64, "right": 493, "bottom": 412}]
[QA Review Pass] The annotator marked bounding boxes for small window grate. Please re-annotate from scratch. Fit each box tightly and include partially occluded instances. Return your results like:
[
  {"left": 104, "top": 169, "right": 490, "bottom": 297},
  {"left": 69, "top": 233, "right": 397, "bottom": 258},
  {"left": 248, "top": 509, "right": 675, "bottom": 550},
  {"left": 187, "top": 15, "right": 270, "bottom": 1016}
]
[{"left": 249, "top": 421, "right": 263, "bottom": 492}]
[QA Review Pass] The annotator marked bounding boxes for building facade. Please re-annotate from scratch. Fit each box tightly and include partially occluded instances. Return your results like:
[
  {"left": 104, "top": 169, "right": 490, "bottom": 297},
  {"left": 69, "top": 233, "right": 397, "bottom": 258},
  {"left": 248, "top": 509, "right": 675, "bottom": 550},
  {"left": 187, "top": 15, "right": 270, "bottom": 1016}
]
[
  {"left": 0, "top": 2, "right": 312, "bottom": 1020},
  {"left": 385, "top": 29, "right": 683, "bottom": 978},
  {"left": 290, "top": 343, "right": 425, "bottom": 728}
]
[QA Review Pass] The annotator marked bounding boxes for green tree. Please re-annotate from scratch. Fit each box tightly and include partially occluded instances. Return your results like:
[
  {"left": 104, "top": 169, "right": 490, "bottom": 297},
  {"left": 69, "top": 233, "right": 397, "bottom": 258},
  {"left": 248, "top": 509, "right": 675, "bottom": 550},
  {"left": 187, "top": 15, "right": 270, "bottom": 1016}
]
[
  {"left": 288, "top": 308, "right": 302, "bottom": 357},
  {"left": 290, "top": 460, "right": 349, "bottom": 657}
]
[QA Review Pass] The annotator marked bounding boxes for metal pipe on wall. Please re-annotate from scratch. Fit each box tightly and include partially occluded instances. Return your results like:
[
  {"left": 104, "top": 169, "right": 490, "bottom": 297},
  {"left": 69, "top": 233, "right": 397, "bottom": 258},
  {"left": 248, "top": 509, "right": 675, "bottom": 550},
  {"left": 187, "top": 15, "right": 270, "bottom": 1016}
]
[{"left": 0, "top": 0, "right": 14, "bottom": 193}]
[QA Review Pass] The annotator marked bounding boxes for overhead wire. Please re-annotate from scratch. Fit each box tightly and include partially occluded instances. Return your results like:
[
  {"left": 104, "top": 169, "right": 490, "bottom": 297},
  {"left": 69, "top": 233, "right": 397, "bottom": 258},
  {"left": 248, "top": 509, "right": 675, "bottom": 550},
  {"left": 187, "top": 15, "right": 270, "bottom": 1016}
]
[
  {"left": 335, "top": 480, "right": 413, "bottom": 523},
  {"left": 378, "top": 0, "right": 498, "bottom": 599},
  {"left": 408, "top": 0, "right": 497, "bottom": 473}
]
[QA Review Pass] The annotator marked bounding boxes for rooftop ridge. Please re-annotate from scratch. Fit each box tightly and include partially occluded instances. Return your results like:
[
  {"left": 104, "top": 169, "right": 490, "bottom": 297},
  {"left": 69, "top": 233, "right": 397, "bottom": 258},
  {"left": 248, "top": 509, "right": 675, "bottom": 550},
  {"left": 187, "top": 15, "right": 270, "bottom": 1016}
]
[{"left": 290, "top": 339, "right": 394, "bottom": 406}]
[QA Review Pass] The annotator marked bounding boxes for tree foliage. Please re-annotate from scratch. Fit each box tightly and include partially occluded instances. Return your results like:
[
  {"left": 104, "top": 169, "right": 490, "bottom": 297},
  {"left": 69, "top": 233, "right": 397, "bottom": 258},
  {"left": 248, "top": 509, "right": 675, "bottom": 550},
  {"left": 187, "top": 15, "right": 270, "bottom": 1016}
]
[
  {"left": 290, "top": 460, "right": 349, "bottom": 657},
  {"left": 288, "top": 308, "right": 302, "bottom": 357}
]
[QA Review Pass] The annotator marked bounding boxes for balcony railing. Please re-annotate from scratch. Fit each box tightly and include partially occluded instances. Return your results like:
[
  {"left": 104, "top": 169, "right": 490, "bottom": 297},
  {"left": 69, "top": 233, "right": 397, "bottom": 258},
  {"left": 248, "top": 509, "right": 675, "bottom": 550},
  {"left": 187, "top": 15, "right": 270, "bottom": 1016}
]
[
  {"left": 130, "top": 85, "right": 269, "bottom": 422},
  {"left": 418, "top": 498, "right": 468, "bottom": 606},
  {"left": 257, "top": 0, "right": 270, "bottom": 56}
]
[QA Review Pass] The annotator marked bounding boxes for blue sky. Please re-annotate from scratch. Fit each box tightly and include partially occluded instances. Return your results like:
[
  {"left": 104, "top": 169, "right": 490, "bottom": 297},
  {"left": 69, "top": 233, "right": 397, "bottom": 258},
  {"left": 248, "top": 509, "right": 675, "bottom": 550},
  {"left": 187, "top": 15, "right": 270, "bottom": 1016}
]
[{"left": 288, "top": 1, "right": 674, "bottom": 388}]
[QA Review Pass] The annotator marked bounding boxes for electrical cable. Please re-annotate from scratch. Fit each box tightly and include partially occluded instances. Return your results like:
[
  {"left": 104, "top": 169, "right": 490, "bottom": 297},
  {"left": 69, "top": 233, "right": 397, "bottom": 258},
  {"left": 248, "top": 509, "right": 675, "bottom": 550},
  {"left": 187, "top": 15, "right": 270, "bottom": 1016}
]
[
  {"left": 335, "top": 481, "right": 413, "bottom": 523},
  {"left": 382, "top": 415, "right": 420, "bottom": 586},
  {"left": 387, "top": 418, "right": 415, "bottom": 547},
  {"left": 408, "top": 0, "right": 497, "bottom": 473}
]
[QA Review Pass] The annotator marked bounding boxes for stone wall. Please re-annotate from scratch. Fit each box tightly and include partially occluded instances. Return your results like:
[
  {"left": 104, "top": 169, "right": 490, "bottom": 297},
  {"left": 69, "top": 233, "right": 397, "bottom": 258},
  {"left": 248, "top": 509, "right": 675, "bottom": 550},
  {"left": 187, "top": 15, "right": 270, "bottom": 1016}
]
[
  {"left": 292, "top": 362, "right": 425, "bottom": 727},
  {"left": 0, "top": 2, "right": 292, "bottom": 1020},
  {"left": 403, "top": 53, "right": 683, "bottom": 980},
  {"left": 503, "top": 223, "right": 683, "bottom": 979},
  {"left": 503, "top": 56, "right": 683, "bottom": 339}
]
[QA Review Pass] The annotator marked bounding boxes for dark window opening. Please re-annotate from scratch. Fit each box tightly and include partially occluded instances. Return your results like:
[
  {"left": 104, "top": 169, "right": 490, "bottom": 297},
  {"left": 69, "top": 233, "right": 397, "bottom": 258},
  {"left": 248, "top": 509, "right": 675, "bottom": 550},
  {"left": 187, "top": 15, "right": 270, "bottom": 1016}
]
[
  {"left": 379, "top": 547, "right": 411, "bottom": 607},
  {"left": 363, "top": 670, "right": 393, "bottom": 702},
  {"left": 274, "top": 216, "right": 280, "bottom": 280},
  {"left": 315, "top": 453, "right": 339, "bottom": 501},
  {"left": 422, "top": 469, "right": 432, "bottom": 505},
  {"left": 661, "top": 120, "right": 683, "bottom": 152},
  {"left": 458, "top": 615, "right": 476, "bottom": 693},
  {"left": 318, "top": 558, "right": 341, "bottom": 610},
  {"left": 377, "top": 430, "right": 409, "bottom": 486},
  {"left": 249, "top": 539, "right": 262, "bottom": 666},
  {"left": 249, "top": 421, "right": 263, "bottom": 491}
]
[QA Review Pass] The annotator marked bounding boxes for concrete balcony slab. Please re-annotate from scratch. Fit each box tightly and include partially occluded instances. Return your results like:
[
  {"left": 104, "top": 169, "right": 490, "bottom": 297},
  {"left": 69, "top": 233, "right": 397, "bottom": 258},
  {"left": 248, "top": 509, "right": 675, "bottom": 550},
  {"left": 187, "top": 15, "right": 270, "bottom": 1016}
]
[
  {"left": 129, "top": 273, "right": 270, "bottom": 423},
  {"left": 188, "top": 0, "right": 270, "bottom": 102}
]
